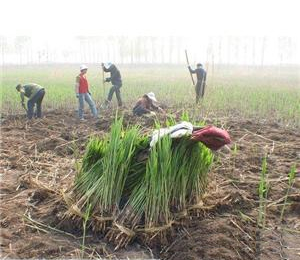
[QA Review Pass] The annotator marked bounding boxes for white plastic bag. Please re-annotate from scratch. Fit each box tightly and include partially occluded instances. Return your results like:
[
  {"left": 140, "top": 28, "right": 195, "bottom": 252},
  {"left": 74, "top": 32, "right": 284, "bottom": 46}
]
[{"left": 150, "top": 121, "right": 193, "bottom": 147}]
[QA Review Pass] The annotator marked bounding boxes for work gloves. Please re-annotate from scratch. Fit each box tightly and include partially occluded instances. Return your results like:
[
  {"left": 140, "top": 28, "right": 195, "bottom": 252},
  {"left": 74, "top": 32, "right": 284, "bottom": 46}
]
[{"left": 76, "top": 92, "right": 91, "bottom": 98}]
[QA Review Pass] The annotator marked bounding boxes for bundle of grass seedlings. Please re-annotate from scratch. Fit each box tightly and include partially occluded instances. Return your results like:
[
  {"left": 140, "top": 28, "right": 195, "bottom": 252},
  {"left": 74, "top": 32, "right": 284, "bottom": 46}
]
[{"left": 67, "top": 116, "right": 213, "bottom": 248}]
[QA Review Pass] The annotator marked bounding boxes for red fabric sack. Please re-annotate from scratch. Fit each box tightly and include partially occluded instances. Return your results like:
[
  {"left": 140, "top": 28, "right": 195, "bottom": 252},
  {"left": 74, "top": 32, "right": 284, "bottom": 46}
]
[{"left": 191, "top": 126, "right": 231, "bottom": 151}]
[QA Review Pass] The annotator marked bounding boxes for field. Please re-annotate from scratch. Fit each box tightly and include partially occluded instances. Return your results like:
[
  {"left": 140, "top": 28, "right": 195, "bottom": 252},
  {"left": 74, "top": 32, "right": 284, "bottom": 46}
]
[
  {"left": 2, "top": 64, "right": 300, "bottom": 124},
  {"left": 1, "top": 64, "right": 300, "bottom": 259}
]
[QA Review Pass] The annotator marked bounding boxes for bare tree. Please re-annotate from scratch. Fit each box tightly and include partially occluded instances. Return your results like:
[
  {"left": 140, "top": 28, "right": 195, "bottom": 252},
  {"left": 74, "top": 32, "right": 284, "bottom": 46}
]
[
  {"left": 160, "top": 37, "right": 165, "bottom": 64},
  {"left": 150, "top": 36, "right": 157, "bottom": 63},
  {"left": 14, "top": 36, "right": 31, "bottom": 64},
  {"left": 176, "top": 36, "right": 183, "bottom": 64},
  {"left": 227, "top": 36, "right": 232, "bottom": 65},
  {"left": 0, "top": 36, "right": 7, "bottom": 65},
  {"left": 261, "top": 37, "right": 266, "bottom": 67},
  {"left": 118, "top": 36, "right": 127, "bottom": 64},
  {"left": 252, "top": 37, "right": 256, "bottom": 66},
  {"left": 168, "top": 36, "right": 174, "bottom": 63},
  {"left": 218, "top": 36, "right": 222, "bottom": 65}
]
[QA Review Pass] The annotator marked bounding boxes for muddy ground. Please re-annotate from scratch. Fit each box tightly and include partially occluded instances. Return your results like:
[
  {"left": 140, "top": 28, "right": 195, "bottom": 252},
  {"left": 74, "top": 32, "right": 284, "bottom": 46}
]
[{"left": 1, "top": 108, "right": 299, "bottom": 259}]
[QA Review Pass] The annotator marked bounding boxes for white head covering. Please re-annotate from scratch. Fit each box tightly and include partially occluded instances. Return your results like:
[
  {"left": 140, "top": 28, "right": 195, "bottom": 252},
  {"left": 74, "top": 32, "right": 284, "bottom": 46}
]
[
  {"left": 103, "top": 62, "right": 112, "bottom": 69},
  {"left": 80, "top": 64, "right": 88, "bottom": 71},
  {"left": 146, "top": 92, "right": 157, "bottom": 102}
]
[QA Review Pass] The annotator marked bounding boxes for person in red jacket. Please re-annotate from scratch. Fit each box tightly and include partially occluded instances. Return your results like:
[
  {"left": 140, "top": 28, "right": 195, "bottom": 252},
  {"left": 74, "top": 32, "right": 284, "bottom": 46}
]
[{"left": 75, "top": 65, "right": 98, "bottom": 120}]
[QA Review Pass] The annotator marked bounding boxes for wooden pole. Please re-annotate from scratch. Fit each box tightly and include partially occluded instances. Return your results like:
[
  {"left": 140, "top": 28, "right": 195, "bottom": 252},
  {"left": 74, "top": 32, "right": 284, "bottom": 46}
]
[
  {"left": 101, "top": 63, "right": 106, "bottom": 101},
  {"left": 185, "top": 50, "right": 195, "bottom": 85}
]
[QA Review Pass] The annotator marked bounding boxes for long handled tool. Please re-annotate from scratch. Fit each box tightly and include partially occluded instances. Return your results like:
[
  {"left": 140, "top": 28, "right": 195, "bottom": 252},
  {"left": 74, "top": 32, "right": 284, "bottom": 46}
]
[
  {"left": 100, "top": 63, "right": 108, "bottom": 109},
  {"left": 21, "top": 102, "right": 28, "bottom": 113},
  {"left": 185, "top": 49, "right": 195, "bottom": 86},
  {"left": 102, "top": 63, "right": 106, "bottom": 96}
]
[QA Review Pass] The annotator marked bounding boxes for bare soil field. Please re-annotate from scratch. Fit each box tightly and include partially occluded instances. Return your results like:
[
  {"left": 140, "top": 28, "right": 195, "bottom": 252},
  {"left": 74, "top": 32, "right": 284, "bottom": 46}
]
[{"left": 1, "top": 108, "right": 299, "bottom": 259}]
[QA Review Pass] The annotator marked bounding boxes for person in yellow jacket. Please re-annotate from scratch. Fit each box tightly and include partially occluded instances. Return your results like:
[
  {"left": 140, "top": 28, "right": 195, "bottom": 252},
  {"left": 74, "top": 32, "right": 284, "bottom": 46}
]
[{"left": 16, "top": 83, "right": 45, "bottom": 119}]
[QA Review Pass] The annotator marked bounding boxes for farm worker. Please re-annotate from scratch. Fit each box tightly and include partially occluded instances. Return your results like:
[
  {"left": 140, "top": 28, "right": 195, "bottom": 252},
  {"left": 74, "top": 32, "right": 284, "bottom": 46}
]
[
  {"left": 188, "top": 63, "right": 207, "bottom": 103},
  {"left": 75, "top": 64, "right": 98, "bottom": 120},
  {"left": 133, "top": 92, "right": 164, "bottom": 116},
  {"left": 16, "top": 83, "right": 45, "bottom": 119},
  {"left": 101, "top": 63, "right": 123, "bottom": 107}
]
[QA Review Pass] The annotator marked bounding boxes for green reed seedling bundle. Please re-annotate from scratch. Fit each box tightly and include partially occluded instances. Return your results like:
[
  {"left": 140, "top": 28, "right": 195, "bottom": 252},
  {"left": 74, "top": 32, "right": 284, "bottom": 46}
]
[{"left": 69, "top": 117, "right": 213, "bottom": 246}]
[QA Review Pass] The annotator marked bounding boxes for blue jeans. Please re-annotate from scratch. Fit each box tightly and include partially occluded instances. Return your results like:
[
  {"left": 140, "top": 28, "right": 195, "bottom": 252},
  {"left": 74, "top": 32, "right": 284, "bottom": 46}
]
[{"left": 78, "top": 93, "right": 98, "bottom": 119}]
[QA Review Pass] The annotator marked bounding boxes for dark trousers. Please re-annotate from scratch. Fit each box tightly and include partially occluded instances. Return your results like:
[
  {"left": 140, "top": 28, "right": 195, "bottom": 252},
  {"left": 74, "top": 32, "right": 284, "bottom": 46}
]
[
  {"left": 133, "top": 105, "right": 149, "bottom": 116},
  {"left": 27, "top": 89, "right": 45, "bottom": 119},
  {"left": 195, "top": 81, "right": 205, "bottom": 104},
  {"left": 107, "top": 85, "right": 122, "bottom": 106}
]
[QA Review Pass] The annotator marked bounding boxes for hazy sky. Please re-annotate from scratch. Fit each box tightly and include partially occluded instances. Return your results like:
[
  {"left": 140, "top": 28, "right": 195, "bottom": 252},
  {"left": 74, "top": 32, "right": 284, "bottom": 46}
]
[
  {"left": 1, "top": 0, "right": 299, "bottom": 37},
  {"left": 1, "top": 0, "right": 299, "bottom": 65}
]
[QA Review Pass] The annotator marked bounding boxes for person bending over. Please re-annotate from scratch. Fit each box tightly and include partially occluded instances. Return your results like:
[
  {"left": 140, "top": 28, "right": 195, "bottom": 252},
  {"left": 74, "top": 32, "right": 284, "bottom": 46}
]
[
  {"left": 133, "top": 92, "right": 164, "bottom": 116},
  {"left": 16, "top": 83, "right": 45, "bottom": 119}
]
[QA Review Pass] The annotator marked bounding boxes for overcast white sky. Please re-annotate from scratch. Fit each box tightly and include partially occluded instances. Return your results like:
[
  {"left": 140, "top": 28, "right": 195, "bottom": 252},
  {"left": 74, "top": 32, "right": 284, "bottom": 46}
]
[
  {"left": 1, "top": 0, "right": 299, "bottom": 64},
  {"left": 1, "top": 0, "right": 299, "bottom": 37}
]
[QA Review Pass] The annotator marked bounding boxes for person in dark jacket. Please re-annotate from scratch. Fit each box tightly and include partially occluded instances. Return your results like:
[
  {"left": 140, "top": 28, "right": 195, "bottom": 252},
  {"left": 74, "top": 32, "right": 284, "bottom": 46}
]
[
  {"left": 16, "top": 83, "right": 45, "bottom": 119},
  {"left": 102, "top": 63, "right": 122, "bottom": 107},
  {"left": 188, "top": 63, "right": 207, "bottom": 103}
]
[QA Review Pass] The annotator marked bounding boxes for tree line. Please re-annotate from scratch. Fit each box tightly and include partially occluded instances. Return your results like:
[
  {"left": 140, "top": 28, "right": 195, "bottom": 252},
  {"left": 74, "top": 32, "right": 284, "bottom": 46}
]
[{"left": 0, "top": 36, "right": 297, "bottom": 66}]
